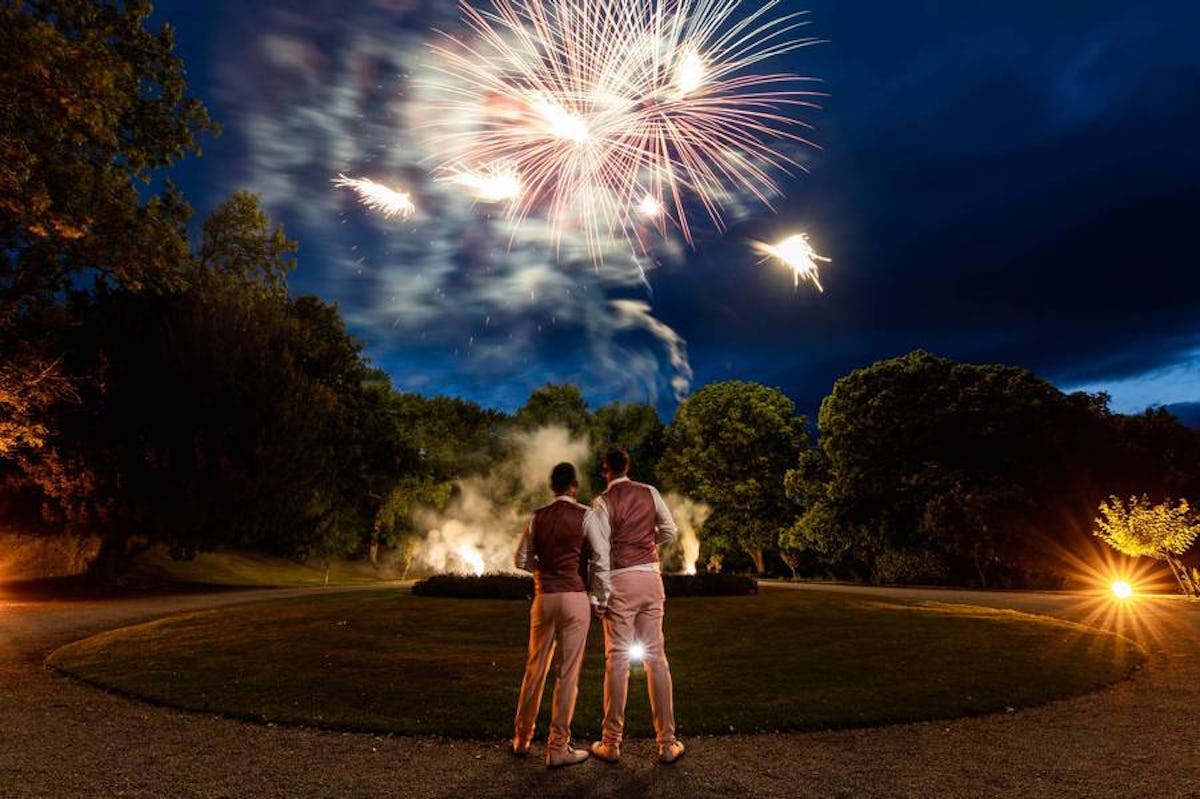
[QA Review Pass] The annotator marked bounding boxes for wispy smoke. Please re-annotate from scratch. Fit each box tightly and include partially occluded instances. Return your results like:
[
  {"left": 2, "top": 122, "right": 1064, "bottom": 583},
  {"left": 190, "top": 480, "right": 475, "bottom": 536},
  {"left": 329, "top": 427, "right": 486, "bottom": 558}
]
[
  {"left": 660, "top": 493, "right": 712, "bottom": 575},
  {"left": 408, "top": 426, "right": 592, "bottom": 575},
  {"left": 211, "top": 1, "right": 695, "bottom": 406}
]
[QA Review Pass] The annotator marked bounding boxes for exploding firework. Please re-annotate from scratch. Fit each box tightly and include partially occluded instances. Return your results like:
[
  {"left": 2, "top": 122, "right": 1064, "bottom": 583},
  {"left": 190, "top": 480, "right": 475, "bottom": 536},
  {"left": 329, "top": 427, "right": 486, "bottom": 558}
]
[
  {"left": 424, "top": 0, "right": 823, "bottom": 259},
  {"left": 332, "top": 174, "right": 417, "bottom": 218},
  {"left": 755, "top": 232, "right": 830, "bottom": 290}
]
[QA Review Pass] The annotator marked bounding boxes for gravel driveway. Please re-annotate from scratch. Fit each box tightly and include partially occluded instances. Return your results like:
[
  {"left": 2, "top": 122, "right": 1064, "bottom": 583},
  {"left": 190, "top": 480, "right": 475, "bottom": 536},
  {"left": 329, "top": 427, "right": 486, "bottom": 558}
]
[{"left": 1, "top": 583, "right": 1196, "bottom": 798}]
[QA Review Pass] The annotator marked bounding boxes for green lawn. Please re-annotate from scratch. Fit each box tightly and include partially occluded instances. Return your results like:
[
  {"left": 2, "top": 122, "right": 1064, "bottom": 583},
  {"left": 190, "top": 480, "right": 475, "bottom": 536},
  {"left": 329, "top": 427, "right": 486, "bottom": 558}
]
[
  {"left": 49, "top": 586, "right": 1142, "bottom": 738},
  {"left": 128, "top": 546, "right": 389, "bottom": 587}
]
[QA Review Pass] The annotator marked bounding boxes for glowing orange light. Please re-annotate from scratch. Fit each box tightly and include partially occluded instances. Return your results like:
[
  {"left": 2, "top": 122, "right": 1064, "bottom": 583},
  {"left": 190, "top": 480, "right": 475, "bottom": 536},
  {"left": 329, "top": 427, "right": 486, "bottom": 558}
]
[
  {"left": 628, "top": 642, "right": 646, "bottom": 662},
  {"left": 1111, "top": 580, "right": 1134, "bottom": 599}
]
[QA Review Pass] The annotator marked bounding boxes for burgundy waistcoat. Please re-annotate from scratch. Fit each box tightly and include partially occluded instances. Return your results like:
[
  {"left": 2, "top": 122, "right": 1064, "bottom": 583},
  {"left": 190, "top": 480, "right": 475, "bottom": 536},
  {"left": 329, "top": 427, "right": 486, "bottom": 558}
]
[
  {"left": 530, "top": 499, "right": 588, "bottom": 594},
  {"left": 603, "top": 480, "right": 659, "bottom": 570}
]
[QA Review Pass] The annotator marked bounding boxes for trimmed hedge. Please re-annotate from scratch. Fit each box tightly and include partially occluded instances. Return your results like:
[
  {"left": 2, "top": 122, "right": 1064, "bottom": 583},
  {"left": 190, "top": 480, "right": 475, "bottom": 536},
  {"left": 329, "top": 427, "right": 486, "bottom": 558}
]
[
  {"left": 411, "top": 572, "right": 757, "bottom": 599},
  {"left": 663, "top": 572, "right": 758, "bottom": 597},
  {"left": 411, "top": 573, "right": 535, "bottom": 600}
]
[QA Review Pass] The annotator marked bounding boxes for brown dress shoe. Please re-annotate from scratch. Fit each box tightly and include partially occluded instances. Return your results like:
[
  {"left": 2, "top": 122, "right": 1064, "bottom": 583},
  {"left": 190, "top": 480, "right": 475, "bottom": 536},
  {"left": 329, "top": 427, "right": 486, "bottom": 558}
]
[
  {"left": 546, "top": 744, "right": 590, "bottom": 768},
  {"left": 658, "top": 740, "right": 685, "bottom": 764},
  {"left": 591, "top": 741, "right": 620, "bottom": 763}
]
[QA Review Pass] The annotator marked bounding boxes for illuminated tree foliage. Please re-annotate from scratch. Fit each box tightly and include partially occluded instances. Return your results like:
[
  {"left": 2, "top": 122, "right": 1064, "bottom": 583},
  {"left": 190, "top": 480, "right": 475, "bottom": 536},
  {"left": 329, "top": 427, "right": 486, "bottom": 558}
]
[
  {"left": 660, "top": 381, "right": 808, "bottom": 574},
  {"left": 1094, "top": 496, "right": 1200, "bottom": 597}
]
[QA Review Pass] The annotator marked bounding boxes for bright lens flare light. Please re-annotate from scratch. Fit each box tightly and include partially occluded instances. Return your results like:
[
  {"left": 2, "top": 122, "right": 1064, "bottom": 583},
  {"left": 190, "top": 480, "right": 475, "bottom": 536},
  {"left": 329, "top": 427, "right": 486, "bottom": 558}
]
[
  {"left": 1111, "top": 580, "right": 1134, "bottom": 600},
  {"left": 332, "top": 174, "right": 416, "bottom": 219},
  {"left": 628, "top": 642, "right": 647, "bottom": 662},
  {"left": 755, "top": 232, "right": 831, "bottom": 290}
]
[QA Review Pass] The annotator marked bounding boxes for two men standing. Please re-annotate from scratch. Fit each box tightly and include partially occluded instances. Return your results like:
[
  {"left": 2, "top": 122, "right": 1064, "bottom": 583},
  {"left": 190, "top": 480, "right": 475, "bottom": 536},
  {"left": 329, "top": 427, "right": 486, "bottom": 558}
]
[{"left": 512, "top": 448, "right": 684, "bottom": 767}]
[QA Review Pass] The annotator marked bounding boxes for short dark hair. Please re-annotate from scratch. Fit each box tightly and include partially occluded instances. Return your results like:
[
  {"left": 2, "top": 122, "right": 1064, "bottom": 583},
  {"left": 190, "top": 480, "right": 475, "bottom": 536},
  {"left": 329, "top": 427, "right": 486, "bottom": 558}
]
[
  {"left": 550, "top": 462, "right": 578, "bottom": 494},
  {"left": 603, "top": 447, "right": 630, "bottom": 476}
]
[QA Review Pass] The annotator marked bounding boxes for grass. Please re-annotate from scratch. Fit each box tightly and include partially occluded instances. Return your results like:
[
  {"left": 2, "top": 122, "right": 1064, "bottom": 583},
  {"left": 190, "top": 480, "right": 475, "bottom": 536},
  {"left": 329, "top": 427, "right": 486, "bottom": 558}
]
[
  {"left": 411, "top": 572, "right": 758, "bottom": 599},
  {"left": 128, "top": 546, "right": 389, "bottom": 587},
  {"left": 48, "top": 586, "right": 1143, "bottom": 739}
]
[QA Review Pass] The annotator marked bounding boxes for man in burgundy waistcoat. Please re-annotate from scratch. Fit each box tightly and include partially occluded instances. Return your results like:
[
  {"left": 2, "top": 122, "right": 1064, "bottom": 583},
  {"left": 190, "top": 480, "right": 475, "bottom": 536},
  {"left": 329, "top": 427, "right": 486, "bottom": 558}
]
[
  {"left": 586, "top": 447, "right": 684, "bottom": 765},
  {"left": 511, "top": 462, "right": 593, "bottom": 768}
]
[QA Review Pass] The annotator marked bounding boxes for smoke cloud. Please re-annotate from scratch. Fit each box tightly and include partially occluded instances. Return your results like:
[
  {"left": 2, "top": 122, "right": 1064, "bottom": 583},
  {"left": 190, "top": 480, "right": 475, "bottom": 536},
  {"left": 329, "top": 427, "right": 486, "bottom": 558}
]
[
  {"left": 660, "top": 493, "right": 712, "bottom": 575},
  {"left": 404, "top": 425, "right": 710, "bottom": 577},
  {"left": 408, "top": 426, "right": 592, "bottom": 575}
]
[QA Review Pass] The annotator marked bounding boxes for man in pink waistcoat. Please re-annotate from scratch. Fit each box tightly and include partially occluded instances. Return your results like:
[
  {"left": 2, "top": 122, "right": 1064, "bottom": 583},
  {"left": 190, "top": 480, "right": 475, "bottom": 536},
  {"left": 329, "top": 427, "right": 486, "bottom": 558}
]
[
  {"left": 511, "top": 462, "right": 592, "bottom": 768},
  {"left": 586, "top": 447, "right": 685, "bottom": 765}
]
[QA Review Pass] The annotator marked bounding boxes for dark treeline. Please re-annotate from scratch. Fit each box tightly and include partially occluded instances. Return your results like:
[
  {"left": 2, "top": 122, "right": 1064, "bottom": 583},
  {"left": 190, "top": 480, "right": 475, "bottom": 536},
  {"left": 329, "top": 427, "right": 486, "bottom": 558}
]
[{"left": 3, "top": 1, "right": 1198, "bottom": 587}]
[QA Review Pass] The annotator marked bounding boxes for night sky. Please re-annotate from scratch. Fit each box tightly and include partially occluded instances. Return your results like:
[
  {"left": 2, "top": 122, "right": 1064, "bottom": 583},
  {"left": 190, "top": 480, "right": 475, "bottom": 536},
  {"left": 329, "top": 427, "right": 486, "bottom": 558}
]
[{"left": 153, "top": 0, "right": 1200, "bottom": 420}]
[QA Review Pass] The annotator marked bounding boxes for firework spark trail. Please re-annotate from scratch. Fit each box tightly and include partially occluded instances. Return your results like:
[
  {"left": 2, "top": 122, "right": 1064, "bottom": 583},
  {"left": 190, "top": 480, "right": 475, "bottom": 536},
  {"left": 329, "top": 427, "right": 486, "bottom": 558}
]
[
  {"left": 755, "top": 232, "right": 830, "bottom": 290},
  {"left": 424, "top": 0, "right": 823, "bottom": 260},
  {"left": 445, "top": 164, "right": 523, "bottom": 202},
  {"left": 332, "top": 174, "right": 417, "bottom": 218}
]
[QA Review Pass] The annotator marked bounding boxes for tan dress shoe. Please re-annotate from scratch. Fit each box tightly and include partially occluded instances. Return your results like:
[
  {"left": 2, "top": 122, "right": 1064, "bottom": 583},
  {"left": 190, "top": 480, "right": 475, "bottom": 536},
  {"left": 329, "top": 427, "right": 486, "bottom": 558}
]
[
  {"left": 511, "top": 736, "right": 532, "bottom": 757},
  {"left": 546, "top": 744, "right": 590, "bottom": 768},
  {"left": 658, "top": 740, "right": 685, "bottom": 764},
  {"left": 591, "top": 741, "right": 620, "bottom": 763}
]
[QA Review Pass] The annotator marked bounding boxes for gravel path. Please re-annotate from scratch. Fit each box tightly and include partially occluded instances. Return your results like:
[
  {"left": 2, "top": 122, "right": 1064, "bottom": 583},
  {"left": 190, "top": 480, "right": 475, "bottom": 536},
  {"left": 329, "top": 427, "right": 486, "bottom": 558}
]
[{"left": 1, "top": 583, "right": 1196, "bottom": 798}]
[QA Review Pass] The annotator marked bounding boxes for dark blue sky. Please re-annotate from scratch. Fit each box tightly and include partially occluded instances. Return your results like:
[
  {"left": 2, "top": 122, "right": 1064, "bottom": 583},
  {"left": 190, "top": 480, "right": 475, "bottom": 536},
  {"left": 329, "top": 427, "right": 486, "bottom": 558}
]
[{"left": 154, "top": 0, "right": 1200, "bottom": 418}]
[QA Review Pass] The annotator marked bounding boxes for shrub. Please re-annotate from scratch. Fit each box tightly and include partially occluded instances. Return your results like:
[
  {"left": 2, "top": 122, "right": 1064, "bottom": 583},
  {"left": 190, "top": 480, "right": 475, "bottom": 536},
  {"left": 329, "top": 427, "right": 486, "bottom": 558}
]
[
  {"left": 661, "top": 572, "right": 757, "bottom": 597},
  {"left": 411, "top": 573, "right": 534, "bottom": 600},
  {"left": 873, "top": 548, "right": 950, "bottom": 586}
]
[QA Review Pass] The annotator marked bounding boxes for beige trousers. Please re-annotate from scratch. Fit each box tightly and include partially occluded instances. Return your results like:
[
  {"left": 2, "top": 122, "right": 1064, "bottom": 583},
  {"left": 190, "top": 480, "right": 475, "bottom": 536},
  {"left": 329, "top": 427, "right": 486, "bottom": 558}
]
[
  {"left": 514, "top": 591, "right": 591, "bottom": 751},
  {"left": 601, "top": 570, "right": 676, "bottom": 746}
]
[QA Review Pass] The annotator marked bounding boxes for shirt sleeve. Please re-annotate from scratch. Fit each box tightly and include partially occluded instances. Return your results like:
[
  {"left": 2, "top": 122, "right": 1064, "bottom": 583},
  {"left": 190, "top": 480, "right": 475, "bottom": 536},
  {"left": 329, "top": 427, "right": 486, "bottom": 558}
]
[
  {"left": 584, "top": 498, "right": 612, "bottom": 608},
  {"left": 650, "top": 486, "right": 678, "bottom": 546},
  {"left": 513, "top": 516, "right": 536, "bottom": 573}
]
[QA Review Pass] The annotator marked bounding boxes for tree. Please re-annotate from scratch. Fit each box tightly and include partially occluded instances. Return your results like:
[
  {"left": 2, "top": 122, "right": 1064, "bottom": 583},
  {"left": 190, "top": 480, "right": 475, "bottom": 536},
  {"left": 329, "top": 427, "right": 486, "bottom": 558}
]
[
  {"left": 389, "top": 392, "right": 509, "bottom": 481},
  {"left": 1, "top": 0, "right": 214, "bottom": 487},
  {"left": 659, "top": 381, "right": 808, "bottom": 574},
  {"left": 1094, "top": 496, "right": 1200, "bottom": 597},
  {"left": 590, "top": 402, "right": 664, "bottom": 485},
  {"left": 514, "top": 384, "right": 590, "bottom": 438},
  {"left": 16, "top": 194, "right": 392, "bottom": 581},
  {"left": 1, "top": 0, "right": 215, "bottom": 308},
  {"left": 796, "top": 350, "right": 1107, "bottom": 586}
]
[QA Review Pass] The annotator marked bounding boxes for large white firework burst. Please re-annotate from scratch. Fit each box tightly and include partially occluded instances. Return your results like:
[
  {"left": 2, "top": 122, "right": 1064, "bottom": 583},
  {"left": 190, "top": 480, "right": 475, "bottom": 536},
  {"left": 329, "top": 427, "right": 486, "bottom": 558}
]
[{"left": 424, "top": 0, "right": 823, "bottom": 259}]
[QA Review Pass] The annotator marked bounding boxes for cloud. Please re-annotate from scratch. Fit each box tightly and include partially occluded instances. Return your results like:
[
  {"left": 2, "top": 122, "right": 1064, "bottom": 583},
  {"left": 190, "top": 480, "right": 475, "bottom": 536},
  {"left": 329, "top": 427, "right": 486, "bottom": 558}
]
[{"left": 1064, "top": 350, "right": 1200, "bottom": 414}]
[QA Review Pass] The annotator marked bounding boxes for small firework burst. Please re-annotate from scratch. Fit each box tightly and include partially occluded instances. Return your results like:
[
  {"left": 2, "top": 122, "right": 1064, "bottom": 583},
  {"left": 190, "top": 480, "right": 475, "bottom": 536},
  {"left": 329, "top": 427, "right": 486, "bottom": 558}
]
[
  {"left": 332, "top": 174, "right": 417, "bottom": 219},
  {"left": 755, "top": 232, "right": 830, "bottom": 290}
]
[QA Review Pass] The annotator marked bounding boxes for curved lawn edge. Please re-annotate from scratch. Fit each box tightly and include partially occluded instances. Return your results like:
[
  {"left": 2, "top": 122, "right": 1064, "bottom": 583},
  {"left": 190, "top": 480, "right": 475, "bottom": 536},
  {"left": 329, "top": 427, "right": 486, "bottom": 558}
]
[{"left": 46, "top": 588, "right": 1147, "bottom": 740}]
